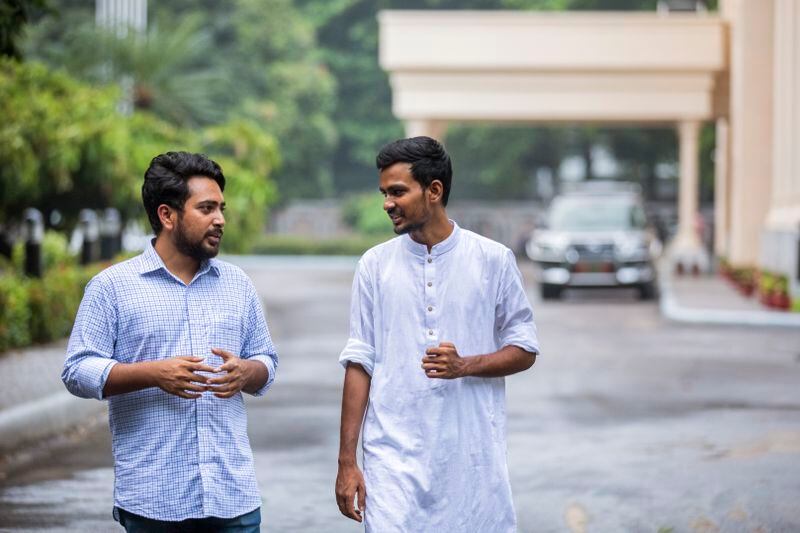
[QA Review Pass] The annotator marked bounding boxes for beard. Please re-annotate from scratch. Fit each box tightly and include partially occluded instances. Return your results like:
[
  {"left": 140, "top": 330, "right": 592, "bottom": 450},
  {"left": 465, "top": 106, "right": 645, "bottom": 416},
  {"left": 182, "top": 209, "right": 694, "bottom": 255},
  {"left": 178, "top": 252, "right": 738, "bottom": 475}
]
[
  {"left": 174, "top": 219, "right": 222, "bottom": 261},
  {"left": 388, "top": 206, "right": 427, "bottom": 235}
]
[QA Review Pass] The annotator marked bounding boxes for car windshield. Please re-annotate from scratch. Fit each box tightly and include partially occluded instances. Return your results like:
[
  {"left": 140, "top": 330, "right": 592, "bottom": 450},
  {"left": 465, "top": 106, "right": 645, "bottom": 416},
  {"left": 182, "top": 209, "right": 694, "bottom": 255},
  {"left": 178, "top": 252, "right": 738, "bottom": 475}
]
[{"left": 549, "top": 196, "right": 646, "bottom": 231}]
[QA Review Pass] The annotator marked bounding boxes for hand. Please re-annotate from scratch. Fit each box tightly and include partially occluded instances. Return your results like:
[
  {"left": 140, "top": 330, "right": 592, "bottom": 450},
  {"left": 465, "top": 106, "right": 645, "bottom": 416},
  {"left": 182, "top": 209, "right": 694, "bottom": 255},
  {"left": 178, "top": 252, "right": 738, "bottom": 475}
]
[
  {"left": 422, "top": 342, "right": 468, "bottom": 379},
  {"left": 205, "top": 348, "right": 255, "bottom": 398},
  {"left": 151, "top": 356, "right": 217, "bottom": 399},
  {"left": 335, "top": 462, "right": 366, "bottom": 522}
]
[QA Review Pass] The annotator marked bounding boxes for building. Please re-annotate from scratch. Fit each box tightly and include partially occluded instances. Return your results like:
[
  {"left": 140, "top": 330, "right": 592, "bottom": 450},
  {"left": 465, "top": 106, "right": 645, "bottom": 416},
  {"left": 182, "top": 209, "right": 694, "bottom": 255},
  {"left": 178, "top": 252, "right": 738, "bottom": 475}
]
[{"left": 378, "top": 1, "right": 799, "bottom": 304}]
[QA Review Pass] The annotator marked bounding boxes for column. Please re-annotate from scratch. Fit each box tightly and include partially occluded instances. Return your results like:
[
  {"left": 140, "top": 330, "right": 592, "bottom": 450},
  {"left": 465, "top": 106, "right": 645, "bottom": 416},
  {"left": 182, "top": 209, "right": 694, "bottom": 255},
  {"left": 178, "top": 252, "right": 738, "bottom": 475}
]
[
  {"left": 670, "top": 120, "right": 710, "bottom": 273},
  {"left": 713, "top": 117, "right": 730, "bottom": 258}
]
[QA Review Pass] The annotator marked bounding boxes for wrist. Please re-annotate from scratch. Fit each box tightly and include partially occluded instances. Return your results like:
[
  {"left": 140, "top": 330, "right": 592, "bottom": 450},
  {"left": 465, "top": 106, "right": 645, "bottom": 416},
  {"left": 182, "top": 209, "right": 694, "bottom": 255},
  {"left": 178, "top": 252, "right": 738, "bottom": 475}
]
[
  {"left": 338, "top": 455, "right": 357, "bottom": 467},
  {"left": 460, "top": 355, "right": 481, "bottom": 378}
]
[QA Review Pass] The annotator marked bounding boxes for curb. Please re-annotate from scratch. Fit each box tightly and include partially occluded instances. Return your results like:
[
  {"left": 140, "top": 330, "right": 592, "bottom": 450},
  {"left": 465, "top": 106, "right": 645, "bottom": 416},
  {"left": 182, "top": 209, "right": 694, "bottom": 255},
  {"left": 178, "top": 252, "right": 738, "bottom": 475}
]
[
  {"left": 658, "top": 275, "right": 800, "bottom": 328},
  {"left": 0, "top": 392, "right": 106, "bottom": 454}
]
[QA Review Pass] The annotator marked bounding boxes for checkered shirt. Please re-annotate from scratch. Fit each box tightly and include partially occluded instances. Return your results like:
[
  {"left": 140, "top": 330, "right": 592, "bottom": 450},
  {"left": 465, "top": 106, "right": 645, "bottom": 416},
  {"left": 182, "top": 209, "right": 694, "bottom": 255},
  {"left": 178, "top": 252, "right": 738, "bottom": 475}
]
[{"left": 62, "top": 242, "right": 278, "bottom": 521}]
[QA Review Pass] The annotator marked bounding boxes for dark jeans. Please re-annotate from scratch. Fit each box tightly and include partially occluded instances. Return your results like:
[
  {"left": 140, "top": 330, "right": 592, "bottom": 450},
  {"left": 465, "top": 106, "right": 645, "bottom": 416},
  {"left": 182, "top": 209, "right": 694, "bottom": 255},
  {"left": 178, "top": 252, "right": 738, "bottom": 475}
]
[{"left": 115, "top": 507, "right": 260, "bottom": 533}]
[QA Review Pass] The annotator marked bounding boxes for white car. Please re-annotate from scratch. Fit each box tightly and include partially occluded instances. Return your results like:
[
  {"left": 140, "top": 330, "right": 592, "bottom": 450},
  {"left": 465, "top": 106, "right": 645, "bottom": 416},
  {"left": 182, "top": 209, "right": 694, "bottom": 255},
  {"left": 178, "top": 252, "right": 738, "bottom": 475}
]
[{"left": 526, "top": 190, "right": 662, "bottom": 300}]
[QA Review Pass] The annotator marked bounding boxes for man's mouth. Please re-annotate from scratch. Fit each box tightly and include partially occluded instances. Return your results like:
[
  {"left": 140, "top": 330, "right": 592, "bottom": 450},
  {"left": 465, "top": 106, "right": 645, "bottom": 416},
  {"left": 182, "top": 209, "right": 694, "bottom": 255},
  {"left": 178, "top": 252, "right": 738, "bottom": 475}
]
[
  {"left": 388, "top": 213, "right": 403, "bottom": 225},
  {"left": 206, "top": 232, "right": 223, "bottom": 245}
]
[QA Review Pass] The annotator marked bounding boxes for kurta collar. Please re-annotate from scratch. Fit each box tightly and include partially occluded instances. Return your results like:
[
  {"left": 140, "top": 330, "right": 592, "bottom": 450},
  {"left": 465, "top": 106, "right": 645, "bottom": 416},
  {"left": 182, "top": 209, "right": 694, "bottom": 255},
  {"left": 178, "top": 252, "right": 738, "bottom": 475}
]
[
  {"left": 137, "top": 239, "right": 220, "bottom": 279},
  {"left": 403, "top": 220, "right": 461, "bottom": 257}
]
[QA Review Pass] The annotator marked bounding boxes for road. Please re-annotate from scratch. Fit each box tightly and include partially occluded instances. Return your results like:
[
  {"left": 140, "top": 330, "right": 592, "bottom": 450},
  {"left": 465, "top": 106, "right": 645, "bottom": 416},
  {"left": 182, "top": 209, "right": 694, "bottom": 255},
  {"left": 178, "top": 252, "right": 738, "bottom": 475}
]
[{"left": 1, "top": 256, "right": 799, "bottom": 532}]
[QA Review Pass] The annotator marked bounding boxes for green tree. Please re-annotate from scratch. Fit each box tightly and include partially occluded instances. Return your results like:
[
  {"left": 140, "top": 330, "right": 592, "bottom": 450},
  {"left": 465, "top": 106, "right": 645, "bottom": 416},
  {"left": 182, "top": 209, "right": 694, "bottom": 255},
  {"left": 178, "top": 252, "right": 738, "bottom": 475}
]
[
  {"left": 0, "top": 58, "right": 132, "bottom": 223},
  {"left": 0, "top": 0, "right": 49, "bottom": 59}
]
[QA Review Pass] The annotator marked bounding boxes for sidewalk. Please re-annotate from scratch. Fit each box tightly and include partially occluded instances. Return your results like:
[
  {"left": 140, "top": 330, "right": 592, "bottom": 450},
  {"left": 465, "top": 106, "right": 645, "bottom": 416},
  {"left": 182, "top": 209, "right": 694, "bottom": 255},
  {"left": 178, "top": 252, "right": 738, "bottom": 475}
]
[
  {"left": 0, "top": 340, "right": 106, "bottom": 457},
  {"left": 1, "top": 261, "right": 798, "bottom": 459},
  {"left": 659, "top": 262, "right": 800, "bottom": 328}
]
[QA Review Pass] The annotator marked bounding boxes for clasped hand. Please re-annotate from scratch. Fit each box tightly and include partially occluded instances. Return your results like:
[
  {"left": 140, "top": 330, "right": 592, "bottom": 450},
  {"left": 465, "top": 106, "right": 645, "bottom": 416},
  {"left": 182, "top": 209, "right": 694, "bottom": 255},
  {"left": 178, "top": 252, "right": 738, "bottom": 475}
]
[
  {"left": 154, "top": 348, "right": 253, "bottom": 399},
  {"left": 421, "top": 342, "right": 467, "bottom": 379}
]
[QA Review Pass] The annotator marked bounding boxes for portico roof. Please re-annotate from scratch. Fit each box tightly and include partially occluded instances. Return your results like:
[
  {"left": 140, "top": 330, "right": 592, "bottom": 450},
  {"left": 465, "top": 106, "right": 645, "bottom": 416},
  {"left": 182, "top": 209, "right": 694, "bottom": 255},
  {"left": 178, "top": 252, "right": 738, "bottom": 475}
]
[{"left": 379, "top": 11, "right": 728, "bottom": 123}]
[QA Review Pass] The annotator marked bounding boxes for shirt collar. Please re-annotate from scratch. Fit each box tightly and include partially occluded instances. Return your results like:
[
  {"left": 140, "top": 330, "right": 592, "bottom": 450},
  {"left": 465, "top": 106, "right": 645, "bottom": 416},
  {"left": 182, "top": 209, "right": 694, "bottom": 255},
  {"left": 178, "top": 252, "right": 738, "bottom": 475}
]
[
  {"left": 137, "top": 239, "right": 220, "bottom": 279},
  {"left": 402, "top": 220, "right": 461, "bottom": 257}
]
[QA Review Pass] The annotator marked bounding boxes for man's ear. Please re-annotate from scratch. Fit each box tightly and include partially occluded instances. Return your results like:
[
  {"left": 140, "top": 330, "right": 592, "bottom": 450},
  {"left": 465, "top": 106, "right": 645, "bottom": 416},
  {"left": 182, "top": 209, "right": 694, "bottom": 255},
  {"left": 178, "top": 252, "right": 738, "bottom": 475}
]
[
  {"left": 428, "top": 180, "right": 444, "bottom": 205},
  {"left": 157, "top": 204, "right": 177, "bottom": 231}
]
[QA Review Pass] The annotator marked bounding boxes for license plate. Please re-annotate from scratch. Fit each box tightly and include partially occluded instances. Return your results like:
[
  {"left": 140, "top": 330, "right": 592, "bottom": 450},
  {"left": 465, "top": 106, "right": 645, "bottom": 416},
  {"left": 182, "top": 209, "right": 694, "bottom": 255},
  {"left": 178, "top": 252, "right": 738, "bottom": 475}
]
[{"left": 574, "top": 262, "right": 613, "bottom": 273}]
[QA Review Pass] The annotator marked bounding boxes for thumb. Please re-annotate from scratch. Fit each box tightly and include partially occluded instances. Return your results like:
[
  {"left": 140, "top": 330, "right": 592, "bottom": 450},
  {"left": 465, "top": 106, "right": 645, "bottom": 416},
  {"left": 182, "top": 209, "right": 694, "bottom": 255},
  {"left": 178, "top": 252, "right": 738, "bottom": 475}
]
[{"left": 211, "top": 348, "right": 234, "bottom": 360}]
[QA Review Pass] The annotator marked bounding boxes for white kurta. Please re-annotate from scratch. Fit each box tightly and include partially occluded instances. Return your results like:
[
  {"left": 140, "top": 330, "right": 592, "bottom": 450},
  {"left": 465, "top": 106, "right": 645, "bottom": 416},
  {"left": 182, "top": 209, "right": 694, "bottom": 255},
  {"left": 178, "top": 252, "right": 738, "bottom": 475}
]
[{"left": 340, "top": 221, "right": 540, "bottom": 533}]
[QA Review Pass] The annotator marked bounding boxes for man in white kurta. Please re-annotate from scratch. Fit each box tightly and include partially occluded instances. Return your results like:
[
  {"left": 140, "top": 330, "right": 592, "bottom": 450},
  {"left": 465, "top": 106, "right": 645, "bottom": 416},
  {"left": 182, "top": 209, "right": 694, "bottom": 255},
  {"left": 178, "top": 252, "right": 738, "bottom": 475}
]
[{"left": 335, "top": 136, "right": 539, "bottom": 533}]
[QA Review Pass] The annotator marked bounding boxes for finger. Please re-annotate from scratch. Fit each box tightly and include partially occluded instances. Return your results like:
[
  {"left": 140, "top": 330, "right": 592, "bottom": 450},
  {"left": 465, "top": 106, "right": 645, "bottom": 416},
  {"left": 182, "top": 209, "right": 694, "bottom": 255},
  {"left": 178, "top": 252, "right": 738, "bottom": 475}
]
[
  {"left": 189, "top": 363, "right": 218, "bottom": 374},
  {"left": 206, "top": 373, "right": 237, "bottom": 385},
  {"left": 181, "top": 382, "right": 208, "bottom": 393},
  {"left": 357, "top": 483, "right": 366, "bottom": 516},
  {"left": 211, "top": 348, "right": 235, "bottom": 360},
  {"left": 439, "top": 341, "right": 456, "bottom": 348},
  {"left": 343, "top": 490, "right": 357, "bottom": 521},
  {"left": 173, "top": 390, "right": 201, "bottom": 399},
  {"left": 421, "top": 362, "right": 446, "bottom": 370},
  {"left": 216, "top": 361, "right": 238, "bottom": 372},
  {"left": 209, "top": 381, "right": 240, "bottom": 394},
  {"left": 213, "top": 389, "right": 241, "bottom": 399},
  {"left": 177, "top": 356, "right": 205, "bottom": 362},
  {"left": 425, "top": 347, "right": 445, "bottom": 356}
]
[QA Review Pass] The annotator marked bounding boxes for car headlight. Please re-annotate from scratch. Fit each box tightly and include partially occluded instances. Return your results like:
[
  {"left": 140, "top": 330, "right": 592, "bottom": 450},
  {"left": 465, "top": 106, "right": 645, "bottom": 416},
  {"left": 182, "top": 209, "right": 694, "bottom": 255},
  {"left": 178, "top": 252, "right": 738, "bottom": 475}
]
[
  {"left": 615, "top": 239, "right": 649, "bottom": 261},
  {"left": 527, "top": 241, "right": 564, "bottom": 262}
]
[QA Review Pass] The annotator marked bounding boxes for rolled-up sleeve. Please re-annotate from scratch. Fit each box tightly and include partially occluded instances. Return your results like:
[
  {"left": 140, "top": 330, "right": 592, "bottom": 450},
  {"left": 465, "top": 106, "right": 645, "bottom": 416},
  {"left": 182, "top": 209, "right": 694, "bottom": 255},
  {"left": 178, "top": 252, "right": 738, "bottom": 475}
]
[
  {"left": 62, "top": 277, "right": 119, "bottom": 400},
  {"left": 241, "top": 281, "right": 278, "bottom": 397},
  {"left": 495, "top": 249, "right": 540, "bottom": 356},
  {"left": 339, "top": 258, "right": 376, "bottom": 376}
]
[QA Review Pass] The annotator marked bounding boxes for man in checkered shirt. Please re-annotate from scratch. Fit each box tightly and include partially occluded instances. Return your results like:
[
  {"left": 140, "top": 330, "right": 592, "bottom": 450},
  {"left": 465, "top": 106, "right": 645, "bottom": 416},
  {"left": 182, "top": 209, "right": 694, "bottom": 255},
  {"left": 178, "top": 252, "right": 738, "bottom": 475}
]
[{"left": 63, "top": 152, "right": 278, "bottom": 532}]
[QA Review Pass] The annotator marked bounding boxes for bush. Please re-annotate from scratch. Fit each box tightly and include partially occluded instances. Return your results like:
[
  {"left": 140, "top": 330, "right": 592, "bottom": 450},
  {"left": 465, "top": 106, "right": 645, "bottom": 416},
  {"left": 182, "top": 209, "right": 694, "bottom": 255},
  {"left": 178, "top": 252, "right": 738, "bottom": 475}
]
[
  {"left": 342, "top": 193, "right": 393, "bottom": 236},
  {"left": 0, "top": 259, "right": 106, "bottom": 353},
  {"left": 0, "top": 276, "right": 32, "bottom": 352},
  {"left": 27, "top": 266, "right": 83, "bottom": 343}
]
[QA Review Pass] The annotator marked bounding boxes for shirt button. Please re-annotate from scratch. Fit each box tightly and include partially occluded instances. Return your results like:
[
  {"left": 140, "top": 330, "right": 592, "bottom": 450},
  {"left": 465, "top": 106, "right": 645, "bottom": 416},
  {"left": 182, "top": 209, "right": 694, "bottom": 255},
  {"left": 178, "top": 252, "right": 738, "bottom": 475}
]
[
  {"left": 427, "top": 306, "right": 433, "bottom": 312},
  {"left": 427, "top": 282, "right": 433, "bottom": 287},
  {"left": 428, "top": 330, "right": 434, "bottom": 335},
  {"left": 427, "top": 258, "right": 432, "bottom": 263}
]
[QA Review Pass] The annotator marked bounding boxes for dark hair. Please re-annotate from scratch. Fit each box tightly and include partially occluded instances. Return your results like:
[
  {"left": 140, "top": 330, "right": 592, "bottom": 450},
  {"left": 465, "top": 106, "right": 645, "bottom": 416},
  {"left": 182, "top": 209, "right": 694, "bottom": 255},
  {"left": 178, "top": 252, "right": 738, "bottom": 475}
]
[
  {"left": 142, "top": 152, "right": 225, "bottom": 234},
  {"left": 376, "top": 136, "right": 453, "bottom": 206}
]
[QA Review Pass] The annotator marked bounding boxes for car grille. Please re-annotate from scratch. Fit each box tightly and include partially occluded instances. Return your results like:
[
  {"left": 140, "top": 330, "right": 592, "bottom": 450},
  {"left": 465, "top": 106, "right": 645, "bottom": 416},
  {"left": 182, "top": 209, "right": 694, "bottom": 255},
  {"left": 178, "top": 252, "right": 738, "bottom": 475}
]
[{"left": 572, "top": 243, "right": 615, "bottom": 262}]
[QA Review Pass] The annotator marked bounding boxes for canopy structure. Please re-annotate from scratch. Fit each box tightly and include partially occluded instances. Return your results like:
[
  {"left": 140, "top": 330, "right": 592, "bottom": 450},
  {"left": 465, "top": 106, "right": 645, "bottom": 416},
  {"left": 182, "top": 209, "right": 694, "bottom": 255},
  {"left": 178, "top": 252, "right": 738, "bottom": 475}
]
[{"left": 379, "top": 10, "right": 730, "bottom": 270}]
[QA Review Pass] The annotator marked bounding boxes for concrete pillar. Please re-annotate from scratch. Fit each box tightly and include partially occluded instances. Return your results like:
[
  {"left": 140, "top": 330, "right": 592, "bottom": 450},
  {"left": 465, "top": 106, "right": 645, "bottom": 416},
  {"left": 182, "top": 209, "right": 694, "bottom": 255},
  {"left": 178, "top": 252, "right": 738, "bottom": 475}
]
[
  {"left": 671, "top": 120, "right": 710, "bottom": 273},
  {"left": 404, "top": 119, "right": 448, "bottom": 141},
  {"left": 713, "top": 117, "right": 730, "bottom": 258},
  {"left": 726, "top": 0, "right": 774, "bottom": 267},
  {"left": 761, "top": 0, "right": 800, "bottom": 299}
]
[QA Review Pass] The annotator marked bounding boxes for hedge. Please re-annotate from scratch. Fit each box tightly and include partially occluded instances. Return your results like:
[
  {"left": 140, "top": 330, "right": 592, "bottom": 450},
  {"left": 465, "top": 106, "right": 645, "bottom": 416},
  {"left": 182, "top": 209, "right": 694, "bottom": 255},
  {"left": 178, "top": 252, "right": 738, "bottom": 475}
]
[{"left": 0, "top": 262, "right": 104, "bottom": 353}]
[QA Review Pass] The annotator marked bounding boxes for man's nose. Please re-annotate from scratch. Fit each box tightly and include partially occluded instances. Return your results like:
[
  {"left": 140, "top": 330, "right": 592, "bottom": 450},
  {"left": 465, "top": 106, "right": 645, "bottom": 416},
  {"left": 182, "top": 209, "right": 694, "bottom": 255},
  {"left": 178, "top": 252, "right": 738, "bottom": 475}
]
[
  {"left": 384, "top": 198, "right": 395, "bottom": 211},
  {"left": 214, "top": 211, "right": 225, "bottom": 227}
]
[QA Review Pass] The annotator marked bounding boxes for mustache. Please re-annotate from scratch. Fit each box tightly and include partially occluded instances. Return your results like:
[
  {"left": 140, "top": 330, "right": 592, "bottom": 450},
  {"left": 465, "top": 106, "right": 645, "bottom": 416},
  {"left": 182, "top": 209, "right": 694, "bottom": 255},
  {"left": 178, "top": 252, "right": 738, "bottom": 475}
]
[{"left": 206, "top": 229, "right": 223, "bottom": 239}]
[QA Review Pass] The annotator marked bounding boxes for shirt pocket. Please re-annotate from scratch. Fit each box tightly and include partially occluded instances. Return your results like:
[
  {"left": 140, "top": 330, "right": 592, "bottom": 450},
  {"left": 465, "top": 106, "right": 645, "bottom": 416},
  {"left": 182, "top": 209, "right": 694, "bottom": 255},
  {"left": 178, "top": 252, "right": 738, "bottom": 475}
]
[{"left": 207, "top": 313, "right": 243, "bottom": 356}]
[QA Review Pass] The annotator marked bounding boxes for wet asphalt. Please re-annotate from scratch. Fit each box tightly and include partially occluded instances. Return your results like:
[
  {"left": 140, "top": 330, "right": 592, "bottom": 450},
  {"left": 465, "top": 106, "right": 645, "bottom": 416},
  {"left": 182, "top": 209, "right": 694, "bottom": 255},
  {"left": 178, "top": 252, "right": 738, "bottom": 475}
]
[{"left": 1, "top": 257, "right": 799, "bottom": 532}]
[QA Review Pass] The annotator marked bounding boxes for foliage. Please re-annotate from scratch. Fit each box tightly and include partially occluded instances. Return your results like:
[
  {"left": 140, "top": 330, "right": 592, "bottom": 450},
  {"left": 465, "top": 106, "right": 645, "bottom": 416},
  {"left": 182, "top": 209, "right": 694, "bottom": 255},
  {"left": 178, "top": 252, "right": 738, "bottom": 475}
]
[
  {"left": 0, "top": 56, "right": 279, "bottom": 253},
  {"left": 0, "top": 0, "right": 49, "bottom": 59},
  {"left": 9, "top": 230, "right": 74, "bottom": 274},
  {"left": 0, "top": 58, "right": 131, "bottom": 223},
  {"left": 27, "top": 265, "right": 82, "bottom": 342},
  {"left": 252, "top": 234, "right": 390, "bottom": 256},
  {"left": 27, "top": 14, "right": 226, "bottom": 126},
  {"left": 0, "top": 275, "right": 32, "bottom": 351},
  {"left": 342, "top": 192, "right": 393, "bottom": 235},
  {"left": 0, "top": 254, "right": 107, "bottom": 352}
]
